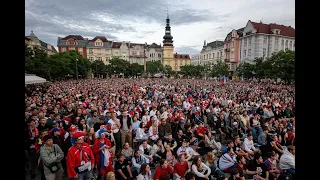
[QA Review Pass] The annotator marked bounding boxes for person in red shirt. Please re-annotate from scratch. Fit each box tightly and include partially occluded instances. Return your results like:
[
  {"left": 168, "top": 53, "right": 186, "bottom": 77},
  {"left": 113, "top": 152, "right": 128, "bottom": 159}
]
[
  {"left": 196, "top": 123, "right": 208, "bottom": 140},
  {"left": 92, "top": 129, "right": 113, "bottom": 180},
  {"left": 173, "top": 154, "right": 189, "bottom": 179},
  {"left": 66, "top": 131, "right": 95, "bottom": 179},
  {"left": 154, "top": 159, "right": 173, "bottom": 180}
]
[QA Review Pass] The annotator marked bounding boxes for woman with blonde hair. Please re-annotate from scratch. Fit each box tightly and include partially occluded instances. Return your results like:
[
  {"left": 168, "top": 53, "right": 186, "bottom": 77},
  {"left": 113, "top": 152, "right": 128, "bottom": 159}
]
[{"left": 106, "top": 171, "right": 115, "bottom": 180}]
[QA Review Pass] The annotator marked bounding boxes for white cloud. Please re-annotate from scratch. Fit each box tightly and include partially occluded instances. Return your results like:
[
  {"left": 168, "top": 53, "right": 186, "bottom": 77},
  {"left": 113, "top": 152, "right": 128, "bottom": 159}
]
[{"left": 25, "top": 0, "right": 295, "bottom": 55}]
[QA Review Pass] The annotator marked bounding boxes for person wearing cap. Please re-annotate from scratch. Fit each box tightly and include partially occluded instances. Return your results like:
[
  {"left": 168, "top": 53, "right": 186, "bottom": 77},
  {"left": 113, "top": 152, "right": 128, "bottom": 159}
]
[
  {"left": 92, "top": 128, "right": 113, "bottom": 180},
  {"left": 66, "top": 131, "right": 95, "bottom": 179},
  {"left": 40, "top": 135, "right": 64, "bottom": 180}
]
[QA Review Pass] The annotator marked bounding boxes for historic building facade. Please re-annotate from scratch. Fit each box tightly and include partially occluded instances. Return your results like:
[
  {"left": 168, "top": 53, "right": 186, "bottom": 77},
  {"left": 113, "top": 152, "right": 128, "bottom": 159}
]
[
  {"left": 200, "top": 40, "right": 224, "bottom": 69},
  {"left": 224, "top": 28, "right": 244, "bottom": 73},
  {"left": 173, "top": 53, "right": 191, "bottom": 71},
  {"left": 162, "top": 14, "right": 175, "bottom": 70},
  {"left": 25, "top": 31, "right": 57, "bottom": 55},
  {"left": 57, "top": 35, "right": 88, "bottom": 57},
  {"left": 86, "top": 36, "right": 112, "bottom": 64},
  {"left": 239, "top": 20, "right": 295, "bottom": 63}
]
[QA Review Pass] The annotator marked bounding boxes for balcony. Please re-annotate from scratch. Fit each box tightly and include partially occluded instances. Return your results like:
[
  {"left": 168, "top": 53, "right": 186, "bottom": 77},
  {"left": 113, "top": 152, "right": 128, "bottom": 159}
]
[{"left": 224, "top": 48, "right": 230, "bottom": 52}]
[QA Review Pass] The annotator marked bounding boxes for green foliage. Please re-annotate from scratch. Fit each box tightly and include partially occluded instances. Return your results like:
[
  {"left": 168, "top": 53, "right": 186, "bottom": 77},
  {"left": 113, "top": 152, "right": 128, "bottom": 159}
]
[
  {"left": 146, "top": 60, "right": 164, "bottom": 75},
  {"left": 180, "top": 64, "right": 205, "bottom": 77},
  {"left": 91, "top": 60, "right": 108, "bottom": 76},
  {"left": 210, "top": 60, "right": 229, "bottom": 77},
  {"left": 164, "top": 65, "right": 174, "bottom": 76},
  {"left": 236, "top": 50, "right": 295, "bottom": 82},
  {"left": 25, "top": 44, "right": 91, "bottom": 80}
]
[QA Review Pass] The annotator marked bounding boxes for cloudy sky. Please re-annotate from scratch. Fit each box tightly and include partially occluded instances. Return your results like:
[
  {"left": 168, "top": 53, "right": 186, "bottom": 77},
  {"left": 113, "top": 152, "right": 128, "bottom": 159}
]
[{"left": 25, "top": 0, "right": 295, "bottom": 55}]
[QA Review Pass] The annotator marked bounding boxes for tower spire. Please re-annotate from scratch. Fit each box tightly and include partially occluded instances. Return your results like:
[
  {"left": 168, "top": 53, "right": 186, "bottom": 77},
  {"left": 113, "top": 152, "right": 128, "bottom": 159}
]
[{"left": 167, "top": 7, "right": 169, "bottom": 19}]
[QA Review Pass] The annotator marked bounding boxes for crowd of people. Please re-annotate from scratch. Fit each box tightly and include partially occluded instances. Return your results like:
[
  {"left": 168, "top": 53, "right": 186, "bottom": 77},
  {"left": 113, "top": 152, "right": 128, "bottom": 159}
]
[{"left": 25, "top": 78, "right": 295, "bottom": 180}]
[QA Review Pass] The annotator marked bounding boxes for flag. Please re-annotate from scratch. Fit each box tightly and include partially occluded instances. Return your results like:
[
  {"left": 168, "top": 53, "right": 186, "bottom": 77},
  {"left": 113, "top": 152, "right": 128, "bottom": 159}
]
[{"left": 221, "top": 76, "right": 227, "bottom": 83}]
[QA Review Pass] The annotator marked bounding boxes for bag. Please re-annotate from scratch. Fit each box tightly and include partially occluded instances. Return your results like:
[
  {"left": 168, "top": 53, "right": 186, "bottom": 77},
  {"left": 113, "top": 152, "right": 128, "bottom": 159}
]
[
  {"left": 74, "top": 149, "right": 92, "bottom": 174},
  {"left": 45, "top": 145, "right": 60, "bottom": 173}
]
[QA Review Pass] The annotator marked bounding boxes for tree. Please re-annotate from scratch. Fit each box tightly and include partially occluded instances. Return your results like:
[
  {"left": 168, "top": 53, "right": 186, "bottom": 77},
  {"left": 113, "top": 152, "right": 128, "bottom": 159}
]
[
  {"left": 128, "top": 63, "right": 144, "bottom": 77},
  {"left": 210, "top": 60, "right": 229, "bottom": 77},
  {"left": 91, "top": 60, "right": 108, "bottom": 77},
  {"left": 266, "top": 49, "right": 295, "bottom": 82},
  {"left": 25, "top": 45, "right": 92, "bottom": 80},
  {"left": 237, "top": 62, "right": 255, "bottom": 78},
  {"left": 109, "top": 57, "right": 131, "bottom": 75},
  {"left": 164, "top": 65, "right": 174, "bottom": 77},
  {"left": 180, "top": 64, "right": 205, "bottom": 78},
  {"left": 146, "top": 60, "right": 164, "bottom": 75},
  {"left": 25, "top": 44, "right": 51, "bottom": 79}
]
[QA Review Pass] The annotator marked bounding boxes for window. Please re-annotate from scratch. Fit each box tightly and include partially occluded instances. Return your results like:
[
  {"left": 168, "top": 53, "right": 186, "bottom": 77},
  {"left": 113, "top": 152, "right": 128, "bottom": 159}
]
[
  {"left": 232, "top": 41, "right": 234, "bottom": 48},
  {"left": 263, "top": 37, "right": 267, "bottom": 44},
  {"left": 249, "top": 38, "right": 251, "bottom": 46},
  {"left": 97, "top": 57, "right": 102, "bottom": 61},
  {"left": 180, "top": 60, "right": 183, "bottom": 65},
  {"left": 185, "top": 55, "right": 188, "bottom": 58},
  {"left": 206, "top": 54, "right": 208, "bottom": 59},
  {"left": 285, "top": 40, "right": 288, "bottom": 49},
  {"left": 78, "top": 48, "right": 83, "bottom": 52},
  {"left": 244, "top": 50, "right": 246, "bottom": 56},
  {"left": 248, "top": 49, "right": 251, "bottom": 56},
  {"left": 89, "top": 57, "right": 94, "bottom": 61},
  {"left": 97, "top": 49, "right": 101, "bottom": 53},
  {"left": 115, "top": 52, "right": 119, "bottom": 55},
  {"left": 95, "top": 42, "right": 103, "bottom": 46},
  {"left": 180, "top": 55, "right": 183, "bottom": 58},
  {"left": 289, "top": 41, "right": 292, "bottom": 49},
  {"left": 213, "top": 53, "right": 215, "bottom": 59},
  {"left": 150, "top": 54, "right": 152, "bottom": 57},
  {"left": 158, "top": 53, "right": 161, "bottom": 58},
  {"left": 69, "top": 47, "right": 75, "bottom": 51},
  {"left": 263, "top": 48, "right": 266, "bottom": 56},
  {"left": 244, "top": 39, "right": 247, "bottom": 47},
  {"left": 62, "top": 47, "right": 66, "bottom": 52},
  {"left": 89, "top": 48, "right": 93, "bottom": 54},
  {"left": 275, "top": 38, "right": 279, "bottom": 46},
  {"left": 132, "top": 51, "right": 137, "bottom": 56},
  {"left": 231, "top": 51, "right": 234, "bottom": 58}
]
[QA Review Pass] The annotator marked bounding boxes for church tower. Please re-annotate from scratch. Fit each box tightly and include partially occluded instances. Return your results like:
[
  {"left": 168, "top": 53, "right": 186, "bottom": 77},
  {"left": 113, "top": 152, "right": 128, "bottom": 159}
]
[{"left": 162, "top": 12, "right": 174, "bottom": 68}]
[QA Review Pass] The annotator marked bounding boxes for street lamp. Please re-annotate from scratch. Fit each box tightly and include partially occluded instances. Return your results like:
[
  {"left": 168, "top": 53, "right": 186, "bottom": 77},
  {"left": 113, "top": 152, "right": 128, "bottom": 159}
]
[{"left": 76, "top": 58, "right": 78, "bottom": 81}]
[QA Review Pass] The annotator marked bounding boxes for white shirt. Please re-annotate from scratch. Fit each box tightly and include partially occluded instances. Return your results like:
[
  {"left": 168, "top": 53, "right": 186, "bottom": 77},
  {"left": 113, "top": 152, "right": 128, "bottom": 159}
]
[
  {"left": 177, "top": 146, "right": 195, "bottom": 156},
  {"left": 108, "top": 118, "right": 120, "bottom": 133}
]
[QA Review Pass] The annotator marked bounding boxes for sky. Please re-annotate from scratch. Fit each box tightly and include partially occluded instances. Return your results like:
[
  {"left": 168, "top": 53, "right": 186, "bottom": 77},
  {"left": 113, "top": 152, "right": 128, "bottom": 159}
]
[{"left": 25, "top": 0, "right": 295, "bottom": 56}]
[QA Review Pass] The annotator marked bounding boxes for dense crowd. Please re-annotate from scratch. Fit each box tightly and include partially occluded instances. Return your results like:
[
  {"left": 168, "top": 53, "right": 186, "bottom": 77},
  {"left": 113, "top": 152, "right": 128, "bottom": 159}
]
[{"left": 25, "top": 78, "right": 295, "bottom": 180}]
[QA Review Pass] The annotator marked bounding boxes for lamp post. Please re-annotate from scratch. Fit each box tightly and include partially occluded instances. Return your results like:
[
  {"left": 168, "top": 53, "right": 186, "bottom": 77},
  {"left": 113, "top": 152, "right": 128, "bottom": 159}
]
[{"left": 76, "top": 58, "right": 78, "bottom": 81}]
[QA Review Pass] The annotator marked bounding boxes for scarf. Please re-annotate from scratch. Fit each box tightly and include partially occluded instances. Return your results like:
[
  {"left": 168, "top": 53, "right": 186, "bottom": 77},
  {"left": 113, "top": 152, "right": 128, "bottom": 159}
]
[
  {"left": 29, "top": 127, "right": 39, "bottom": 140},
  {"left": 99, "top": 142, "right": 110, "bottom": 169}
]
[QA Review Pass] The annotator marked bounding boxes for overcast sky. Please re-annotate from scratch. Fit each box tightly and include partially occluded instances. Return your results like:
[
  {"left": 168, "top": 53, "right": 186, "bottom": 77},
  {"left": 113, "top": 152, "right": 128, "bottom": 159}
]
[{"left": 25, "top": 0, "right": 295, "bottom": 55}]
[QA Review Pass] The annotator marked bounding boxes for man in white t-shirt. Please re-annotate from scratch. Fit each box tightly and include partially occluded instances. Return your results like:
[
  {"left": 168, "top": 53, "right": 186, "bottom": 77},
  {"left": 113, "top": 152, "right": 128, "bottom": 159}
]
[{"left": 108, "top": 111, "right": 121, "bottom": 152}]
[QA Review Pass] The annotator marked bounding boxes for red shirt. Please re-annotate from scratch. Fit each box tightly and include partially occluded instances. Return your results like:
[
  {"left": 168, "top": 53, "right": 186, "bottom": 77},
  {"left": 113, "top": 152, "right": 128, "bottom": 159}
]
[
  {"left": 66, "top": 144, "right": 95, "bottom": 178},
  {"left": 173, "top": 162, "right": 189, "bottom": 177},
  {"left": 154, "top": 166, "right": 173, "bottom": 180},
  {"left": 196, "top": 127, "right": 208, "bottom": 136}
]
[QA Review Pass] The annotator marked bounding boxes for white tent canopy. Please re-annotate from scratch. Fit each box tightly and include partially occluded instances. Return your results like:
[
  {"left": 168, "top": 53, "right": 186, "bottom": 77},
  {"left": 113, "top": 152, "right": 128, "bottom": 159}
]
[{"left": 25, "top": 74, "right": 47, "bottom": 84}]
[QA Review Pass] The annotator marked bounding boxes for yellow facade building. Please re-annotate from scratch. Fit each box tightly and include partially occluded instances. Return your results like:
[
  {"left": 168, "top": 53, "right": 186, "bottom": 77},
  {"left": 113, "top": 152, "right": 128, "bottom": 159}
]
[{"left": 173, "top": 53, "right": 191, "bottom": 71}]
